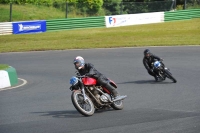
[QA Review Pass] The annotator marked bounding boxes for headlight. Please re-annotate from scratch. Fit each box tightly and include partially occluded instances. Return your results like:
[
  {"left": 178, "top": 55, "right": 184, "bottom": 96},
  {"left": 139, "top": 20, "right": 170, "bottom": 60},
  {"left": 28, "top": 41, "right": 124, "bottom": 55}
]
[
  {"left": 69, "top": 76, "right": 79, "bottom": 91},
  {"left": 154, "top": 61, "right": 161, "bottom": 68},
  {"left": 70, "top": 76, "right": 78, "bottom": 86}
]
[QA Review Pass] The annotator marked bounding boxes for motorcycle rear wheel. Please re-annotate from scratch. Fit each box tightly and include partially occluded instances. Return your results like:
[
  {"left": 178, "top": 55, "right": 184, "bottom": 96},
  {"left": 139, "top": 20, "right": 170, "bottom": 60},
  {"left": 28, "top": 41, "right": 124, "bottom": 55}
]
[
  {"left": 110, "top": 100, "right": 124, "bottom": 110},
  {"left": 71, "top": 91, "right": 95, "bottom": 116}
]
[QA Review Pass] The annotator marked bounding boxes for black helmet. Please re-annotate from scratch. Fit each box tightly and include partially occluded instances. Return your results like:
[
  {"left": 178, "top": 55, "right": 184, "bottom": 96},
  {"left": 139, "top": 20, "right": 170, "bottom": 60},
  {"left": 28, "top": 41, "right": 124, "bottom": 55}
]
[{"left": 144, "top": 49, "right": 151, "bottom": 58}]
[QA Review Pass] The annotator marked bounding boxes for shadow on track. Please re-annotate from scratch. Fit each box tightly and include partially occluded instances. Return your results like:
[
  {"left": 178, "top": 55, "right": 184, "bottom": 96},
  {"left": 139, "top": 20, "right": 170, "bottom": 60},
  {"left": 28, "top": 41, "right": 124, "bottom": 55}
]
[
  {"left": 117, "top": 80, "right": 174, "bottom": 85},
  {"left": 32, "top": 110, "right": 83, "bottom": 118},
  {"left": 32, "top": 108, "right": 116, "bottom": 118}
]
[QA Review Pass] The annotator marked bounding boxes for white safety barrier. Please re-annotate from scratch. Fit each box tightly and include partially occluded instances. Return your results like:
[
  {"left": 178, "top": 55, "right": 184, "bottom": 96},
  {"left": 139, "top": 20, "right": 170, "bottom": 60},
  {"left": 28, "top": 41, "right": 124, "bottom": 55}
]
[
  {"left": 0, "top": 70, "right": 11, "bottom": 88},
  {"left": 0, "top": 66, "right": 18, "bottom": 89},
  {"left": 0, "top": 22, "right": 13, "bottom": 35},
  {"left": 105, "top": 12, "right": 164, "bottom": 28}
]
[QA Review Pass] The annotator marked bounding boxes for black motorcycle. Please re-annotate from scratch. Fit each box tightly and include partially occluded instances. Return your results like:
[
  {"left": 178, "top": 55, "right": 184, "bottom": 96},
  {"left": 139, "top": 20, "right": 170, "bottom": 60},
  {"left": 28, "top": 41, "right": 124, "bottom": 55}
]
[{"left": 152, "top": 60, "right": 177, "bottom": 83}]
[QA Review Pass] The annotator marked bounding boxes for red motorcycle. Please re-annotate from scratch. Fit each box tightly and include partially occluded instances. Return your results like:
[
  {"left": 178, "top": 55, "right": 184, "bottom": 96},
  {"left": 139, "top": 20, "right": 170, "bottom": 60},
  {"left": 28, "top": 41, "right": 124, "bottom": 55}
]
[{"left": 69, "top": 73, "right": 127, "bottom": 116}]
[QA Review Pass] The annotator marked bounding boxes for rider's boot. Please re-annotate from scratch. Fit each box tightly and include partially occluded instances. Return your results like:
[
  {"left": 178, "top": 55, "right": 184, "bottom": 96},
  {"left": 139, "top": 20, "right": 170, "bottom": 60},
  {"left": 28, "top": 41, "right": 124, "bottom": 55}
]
[{"left": 104, "top": 83, "right": 127, "bottom": 101}]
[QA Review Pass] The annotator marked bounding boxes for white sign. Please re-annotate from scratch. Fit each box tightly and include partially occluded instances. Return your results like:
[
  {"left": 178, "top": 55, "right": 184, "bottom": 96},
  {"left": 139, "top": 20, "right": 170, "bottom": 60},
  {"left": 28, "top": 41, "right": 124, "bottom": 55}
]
[{"left": 105, "top": 12, "right": 164, "bottom": 28}]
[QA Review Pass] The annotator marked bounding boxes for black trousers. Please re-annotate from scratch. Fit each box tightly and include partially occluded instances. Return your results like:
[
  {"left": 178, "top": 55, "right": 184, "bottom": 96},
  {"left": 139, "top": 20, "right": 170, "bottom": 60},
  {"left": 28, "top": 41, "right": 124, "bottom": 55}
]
[
  {"left": 97, "top": 75, "right": 118, "bottom": 97},
  {"left": 148, "top": 69, "right": 157, "bottom": 77}
]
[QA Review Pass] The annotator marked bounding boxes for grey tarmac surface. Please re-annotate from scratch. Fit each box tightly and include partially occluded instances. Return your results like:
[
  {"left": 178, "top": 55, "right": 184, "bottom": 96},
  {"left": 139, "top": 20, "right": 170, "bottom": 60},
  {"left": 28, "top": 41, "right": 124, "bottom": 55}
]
[{"left": 0, "top": 46, "right": 200, "bottom": 133}]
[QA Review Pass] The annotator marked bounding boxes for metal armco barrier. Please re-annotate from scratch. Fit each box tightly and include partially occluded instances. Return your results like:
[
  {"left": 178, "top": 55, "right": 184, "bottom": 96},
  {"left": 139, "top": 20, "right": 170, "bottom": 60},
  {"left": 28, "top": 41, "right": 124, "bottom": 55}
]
[
  {"left": 0, "top": 22, "right": 12, "bottom": 35},
  {"left": 46, "top": 16, "right": 105, "bottom": 31},
  {"left": 164, "top": 9, "right": 200, "bottom": 21}
]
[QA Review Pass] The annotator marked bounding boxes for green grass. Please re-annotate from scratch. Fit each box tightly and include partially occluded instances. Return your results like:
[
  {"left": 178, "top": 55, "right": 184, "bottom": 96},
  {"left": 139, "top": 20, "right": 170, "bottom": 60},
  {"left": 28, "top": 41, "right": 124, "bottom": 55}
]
[
  {"left": 0, "top": 4, "right": 99, "bottom": 22},
  {"left": 0, "top": 64, "right": 9, "bottom": 70},
  {"left": 0, "top": 18, "right": 200, "bottom": 53},
  {"left": 0, "top": 4, "right": 66, "bottom": 22}
]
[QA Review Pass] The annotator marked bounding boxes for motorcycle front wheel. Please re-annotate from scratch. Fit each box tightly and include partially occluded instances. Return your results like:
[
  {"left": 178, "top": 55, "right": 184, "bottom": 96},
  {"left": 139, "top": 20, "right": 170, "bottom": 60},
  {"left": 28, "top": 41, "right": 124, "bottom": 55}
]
[
  {"left": 165, "top": 69, "right": 177, "bottom": 83},
  {"left": 71, "top": 91, "right": 95, "bottom": 116}
]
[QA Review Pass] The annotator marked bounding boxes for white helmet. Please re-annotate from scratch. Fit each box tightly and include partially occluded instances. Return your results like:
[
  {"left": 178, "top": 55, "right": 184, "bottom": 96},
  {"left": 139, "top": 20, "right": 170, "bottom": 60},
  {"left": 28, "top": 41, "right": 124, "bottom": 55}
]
[{"left": 73, "top": 56, "right": 85, "bottom": 70}]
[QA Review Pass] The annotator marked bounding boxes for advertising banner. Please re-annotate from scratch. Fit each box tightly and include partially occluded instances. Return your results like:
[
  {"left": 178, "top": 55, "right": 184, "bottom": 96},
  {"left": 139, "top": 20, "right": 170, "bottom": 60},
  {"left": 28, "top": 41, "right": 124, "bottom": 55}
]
[
  {"left": 12, "top": 20, "right": 46, "bottom": 34},
  {"left": 105, "top": 12, "right": 164, "bottom": 28}
]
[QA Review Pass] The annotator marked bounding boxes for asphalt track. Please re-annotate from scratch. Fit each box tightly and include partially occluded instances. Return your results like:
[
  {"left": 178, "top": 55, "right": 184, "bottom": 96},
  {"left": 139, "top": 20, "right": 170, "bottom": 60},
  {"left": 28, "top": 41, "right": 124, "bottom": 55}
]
[{"left": 0, "top": 46, "right": 200, "bottom": 133}]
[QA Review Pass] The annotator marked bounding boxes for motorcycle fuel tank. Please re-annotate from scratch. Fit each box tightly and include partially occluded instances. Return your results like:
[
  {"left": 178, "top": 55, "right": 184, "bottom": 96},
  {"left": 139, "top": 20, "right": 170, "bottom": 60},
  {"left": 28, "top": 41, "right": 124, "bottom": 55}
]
[{"left": 82, "top": 77, "right": 97, "bottom": 85}]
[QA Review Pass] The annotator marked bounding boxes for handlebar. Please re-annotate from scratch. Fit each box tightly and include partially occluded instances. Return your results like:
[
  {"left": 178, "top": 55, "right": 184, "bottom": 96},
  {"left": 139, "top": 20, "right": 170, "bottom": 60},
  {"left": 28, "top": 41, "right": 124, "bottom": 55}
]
[
  {"left": 75, "top": 71, "right": 90, "bottom": 78},
  {"left": 76, "top": 75, "right": 88, "bottom": 78}
]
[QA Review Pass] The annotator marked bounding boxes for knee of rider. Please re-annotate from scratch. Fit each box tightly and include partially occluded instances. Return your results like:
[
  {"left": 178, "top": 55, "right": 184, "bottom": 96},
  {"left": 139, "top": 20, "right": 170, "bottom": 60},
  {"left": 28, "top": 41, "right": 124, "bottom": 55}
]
[{"left": 97, "top": 79, "right": 107, "bottom": 86}]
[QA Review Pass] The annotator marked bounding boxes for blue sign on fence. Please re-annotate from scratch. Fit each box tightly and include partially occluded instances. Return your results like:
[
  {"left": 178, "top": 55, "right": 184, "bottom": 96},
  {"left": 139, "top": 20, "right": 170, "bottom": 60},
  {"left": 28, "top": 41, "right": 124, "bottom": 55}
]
[{"left": 12, "top": 20, "right": 46, "bottom": 34}]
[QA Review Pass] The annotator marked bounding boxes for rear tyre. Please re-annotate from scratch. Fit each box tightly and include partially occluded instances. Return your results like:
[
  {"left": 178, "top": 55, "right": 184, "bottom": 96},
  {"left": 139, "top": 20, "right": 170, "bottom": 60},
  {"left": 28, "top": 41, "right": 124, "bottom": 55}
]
[
  {"left": 71, "top": 91, "right": 95, "bottom": 116},
  {"left": 110, "top": 100, "right": 124, "bottom": 110},
  {"left": 165, "top": 70, "right": 177, "bottom": 83}
]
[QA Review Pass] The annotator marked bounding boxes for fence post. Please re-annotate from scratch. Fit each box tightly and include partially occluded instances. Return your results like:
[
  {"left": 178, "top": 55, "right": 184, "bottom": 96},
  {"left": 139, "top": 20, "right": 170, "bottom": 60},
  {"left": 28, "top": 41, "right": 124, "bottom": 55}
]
[
  {"left": 175, "top": 0, "right": 176, "bottom": 10},
  {"left": 66, "top": 2, "right": 68, "bottom": 18},
  {"left": 120, "top": 1, "right": 123, "bottom": 14},
  {"left": 183, "top": 0, "right": 187, "bottom": 9},
  {"left": 9, "top": 3, "right": 12, "bottom": 22},
  {"left": 170, "top": 0, "right": 174, "bottom": 10}
]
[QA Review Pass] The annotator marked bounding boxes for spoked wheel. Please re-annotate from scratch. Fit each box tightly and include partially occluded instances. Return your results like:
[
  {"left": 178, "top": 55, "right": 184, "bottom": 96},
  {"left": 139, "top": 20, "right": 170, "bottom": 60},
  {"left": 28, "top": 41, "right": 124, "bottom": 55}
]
[
  {"left": 110, "top": 100, "right": 124, "bottom": 110},
  {"left": 71, "top": 91, "right": 95, "bottom": 116},
  {"left": 165, "top": 69, "right": 177, "bottom": 83}
]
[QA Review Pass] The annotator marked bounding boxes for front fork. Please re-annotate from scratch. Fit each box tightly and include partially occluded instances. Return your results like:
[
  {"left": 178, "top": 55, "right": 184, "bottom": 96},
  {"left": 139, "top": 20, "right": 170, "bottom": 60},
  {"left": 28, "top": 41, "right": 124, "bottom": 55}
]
[
  {"left": 79, "top": 80, "right": 89, "bottom": 102},
  {"left": 155, "top": 68, "right": 165, "bottom": 80},
  {"left": 81, "top": 87, "right": 89, "bottom": 102}
]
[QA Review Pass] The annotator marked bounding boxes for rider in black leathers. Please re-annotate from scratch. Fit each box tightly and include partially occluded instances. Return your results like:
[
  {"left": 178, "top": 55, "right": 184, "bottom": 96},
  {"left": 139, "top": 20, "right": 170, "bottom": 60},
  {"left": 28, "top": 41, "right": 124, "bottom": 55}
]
[
  {"left": 143, "top": 49, "right": 163, "bottom": 81},
  {"left": 73, "top": 56, "right": 126, "bottom": 101}
]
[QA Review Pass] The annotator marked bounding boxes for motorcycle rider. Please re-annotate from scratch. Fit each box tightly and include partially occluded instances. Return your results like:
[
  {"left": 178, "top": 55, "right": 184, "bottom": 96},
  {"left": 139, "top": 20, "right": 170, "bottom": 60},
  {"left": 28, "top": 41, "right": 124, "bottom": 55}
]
[
  {"left": 143, "top": 49, "right": 163, "bottom": 81},
  {"left": 73, "top": 56, "right": 126, "bottom": 101}
]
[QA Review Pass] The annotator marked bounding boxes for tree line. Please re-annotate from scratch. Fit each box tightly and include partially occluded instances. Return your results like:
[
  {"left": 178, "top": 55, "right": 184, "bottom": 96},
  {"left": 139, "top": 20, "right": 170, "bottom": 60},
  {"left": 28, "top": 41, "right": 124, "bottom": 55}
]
[{"left": 0, "top": 0, "right": 192, "bottom": 15}]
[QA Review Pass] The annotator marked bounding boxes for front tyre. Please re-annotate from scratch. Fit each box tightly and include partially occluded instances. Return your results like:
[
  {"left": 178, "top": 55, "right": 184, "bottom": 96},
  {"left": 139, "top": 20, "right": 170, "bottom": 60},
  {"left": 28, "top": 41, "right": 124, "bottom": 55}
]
[
  {"left": 165, "top": 70, "right": 177, "bottom": 83},
  {"left": 71, "top": 91, "right": 95, "bottom": 116},
  {"left": 110, "top": 100, "right": 124, "bottom": 110}
]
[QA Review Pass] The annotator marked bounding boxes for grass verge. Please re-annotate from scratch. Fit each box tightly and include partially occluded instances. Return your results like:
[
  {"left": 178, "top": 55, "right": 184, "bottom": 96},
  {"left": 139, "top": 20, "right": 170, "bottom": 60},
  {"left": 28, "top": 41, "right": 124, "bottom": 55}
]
[
  {"left": 0, "top": 18, "right": 200, "bottom": 53},
  {"left": 0, "top": 64, "right": 9, "bottom": 70},
  {"left": 0, "top": 4, "right": 65, "bottom": 22},
  {"left": 0, "top": 4, "right": 96, "bottom": 22}
]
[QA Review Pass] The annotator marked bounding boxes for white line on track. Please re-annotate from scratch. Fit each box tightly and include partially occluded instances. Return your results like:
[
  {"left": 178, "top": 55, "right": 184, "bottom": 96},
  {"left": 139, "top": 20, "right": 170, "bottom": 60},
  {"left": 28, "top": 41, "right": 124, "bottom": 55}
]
[{"left": 0, "top": 78, "right": 27, "bottom": 91}]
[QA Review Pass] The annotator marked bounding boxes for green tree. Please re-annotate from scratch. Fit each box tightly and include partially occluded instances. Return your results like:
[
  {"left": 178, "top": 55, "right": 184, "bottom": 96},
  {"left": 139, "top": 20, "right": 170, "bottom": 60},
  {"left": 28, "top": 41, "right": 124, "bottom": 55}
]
[
  {"left": 122, "top": 0, "right": 146, "bottom": 14},
  {"left": 103, "top": 0, "right": 123, "bottom": 15},
  {"left": 75, "top": 0, "right": 103, "bottom": 15}
]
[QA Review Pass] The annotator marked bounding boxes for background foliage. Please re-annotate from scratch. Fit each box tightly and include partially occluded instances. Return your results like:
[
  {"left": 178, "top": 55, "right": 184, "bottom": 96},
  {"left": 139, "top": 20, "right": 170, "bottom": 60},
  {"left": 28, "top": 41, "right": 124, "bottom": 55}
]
[{"left": 0, "top": 0, "right": 199, "bottom": 22}]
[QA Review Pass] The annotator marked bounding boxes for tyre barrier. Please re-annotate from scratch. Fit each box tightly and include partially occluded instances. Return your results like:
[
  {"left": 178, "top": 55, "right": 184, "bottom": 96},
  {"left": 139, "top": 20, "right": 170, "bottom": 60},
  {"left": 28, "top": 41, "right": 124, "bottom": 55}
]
[{"left": 0, "top": 66, "right": 18, "bottom": 89}]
